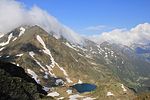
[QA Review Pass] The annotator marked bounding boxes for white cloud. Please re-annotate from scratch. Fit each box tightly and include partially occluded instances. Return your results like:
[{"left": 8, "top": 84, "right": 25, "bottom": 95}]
[
  {"left": 0, "top": 0, "right": 27, "bottom": 33},
  {"left": 89, "top": 23, "right": 150, "bottom": 46},
  {"left": 1, "top": 0, "right": 149, "bottom": 46},
  {"left": 81, "top": 25, "right": 114, "bottom": 36},
  {"left": 85, "top": 25, "right": 107, "bottom": 31},
  {"left": 0, "top": 0, "right": 83, "bottom": 44}
]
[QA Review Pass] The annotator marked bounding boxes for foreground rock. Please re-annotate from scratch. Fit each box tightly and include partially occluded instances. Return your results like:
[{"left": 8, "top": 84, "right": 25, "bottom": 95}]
[{"left": 0, "top": 61, "right": 54, "bottom": 100}]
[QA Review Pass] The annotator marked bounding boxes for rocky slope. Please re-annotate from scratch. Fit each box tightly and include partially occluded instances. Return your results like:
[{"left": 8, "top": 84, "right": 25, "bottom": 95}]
[
  {"left": 0, "top": 60, "right": 52, "bottom": 100},
  {"left": 0, "top": 25, "right": 135, "bottom": 100},
  {"left": 78, "top": 39, "right": 150, "bottom": 93},
  {"left": 90, "top": 42, "right": 150, "bottom": 93},
  {"left": 133, "top": 93, "right": 150, "bottom": 100}
]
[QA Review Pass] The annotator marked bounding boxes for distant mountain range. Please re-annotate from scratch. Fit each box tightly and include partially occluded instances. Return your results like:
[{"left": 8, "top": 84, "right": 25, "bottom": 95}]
[
  {"left": 0, "top": 25, "right": 150, "bottom": 100},
  {"left": 132, "top": 43, "right": 150, "bottom": 62}
]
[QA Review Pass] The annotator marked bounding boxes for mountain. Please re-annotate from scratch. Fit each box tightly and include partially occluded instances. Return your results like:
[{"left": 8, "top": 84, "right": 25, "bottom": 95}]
[
  {"left": 80, "top": 39, "right": 150, "bottom": 93},
  {"left": 0, "top": 25, "right": 135, "bottom": 100},
  {"left": 96, "top": 42, "right": 150, "bottom": 93},
  {"left": 0, "top": 60, "right": 52, "bottom": 100},
  {"left": 132, "top": 43, "right": 150, "bottom": 62}
]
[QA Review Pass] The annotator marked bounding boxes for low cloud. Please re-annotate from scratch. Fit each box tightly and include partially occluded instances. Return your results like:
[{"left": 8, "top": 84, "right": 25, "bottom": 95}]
[
  {"left": 0, "top": 0, "right": 83, "bottom": 44},
  {"left": 0, "top": 0, "right": 26, "bottom": 33},
  {"left": 82, "top": 25, "right": 113, "bottom": 35},
  {"left": 85, "top": 25, "right": 107, "bottom": 31},
  {"left": 89, "top": 23, "right": 150, "bottom": 46}
]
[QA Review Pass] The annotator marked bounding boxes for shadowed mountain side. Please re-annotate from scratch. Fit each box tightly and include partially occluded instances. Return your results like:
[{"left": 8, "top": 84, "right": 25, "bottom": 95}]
[{"left": 0, "top": 61, "right": 54, "bottom": 100}]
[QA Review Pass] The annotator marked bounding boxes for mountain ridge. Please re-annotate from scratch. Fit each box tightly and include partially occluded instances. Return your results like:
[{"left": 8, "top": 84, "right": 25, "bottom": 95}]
[{"left": 0, "top": 25, "right": 148, "bottom": 99}]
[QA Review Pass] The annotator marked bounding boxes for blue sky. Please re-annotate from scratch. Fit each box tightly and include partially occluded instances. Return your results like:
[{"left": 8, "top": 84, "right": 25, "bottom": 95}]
[{"left": 18, "top": 0, "right": 150, "bottom": 35}]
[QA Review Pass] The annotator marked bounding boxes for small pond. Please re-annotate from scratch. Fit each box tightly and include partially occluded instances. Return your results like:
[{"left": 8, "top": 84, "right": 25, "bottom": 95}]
[{"left": 72, "top": 83, "right": 96, "bottom": 93}]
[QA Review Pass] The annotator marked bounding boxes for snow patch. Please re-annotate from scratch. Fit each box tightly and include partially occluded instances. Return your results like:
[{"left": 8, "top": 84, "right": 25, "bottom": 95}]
[
  {"left": 0, "top": 33, "right": 13, "bottom": 46},
  {"left": 45, "top": 65, "right": 56, "bottom": 77},
  {"left": 121, "top": 84, "right": 127, "bottom": 92},
  {"left": 122, "top": 61, "right": 124, "bottom": 64},
  {"left": 29, "top": 51, "right": 47, "bottom": 71},
  {"left": 66, "top": 89, "right": 72, "bottom": 95},
  {"left": 40, "top": 69, "right": 44, "bottom": 72},
  {"left": 0, "top": 47, "right": 5, "bottom": 51},
  {"left": 34, "top": 59, "right": 47, "bottom": 71},
  {"left": 58, "top": 66, "right": 68, "bottom": 76},
  {"left": 66, "top": 77, "right": 73, "bottom": 83},
  {"left": 16, "top": 53, "right": 23, "bottom": 57},
  {"left": 57, "top": 97, "right": 65, "bottom": 100},
  {"left": 91, "top": 62, "right": 98, "bottom": 65},
  {"left": 56, "top": 64, "right": 73, "bottom": 83},
  {"left": 43, "top": 86, "right": 50, "bottom": 92},
  {"left": 19, "top": 27, "right": 25, "bottom": 37},
  {"left": 55, "top": 79, "right": 64, "bottom": 85},
  {"left": 71, "top": 53, "right": 78, "bottom": 62},
  {"left": 78, "top": 53, "right": 84, "bottom": 56},
  {"left": 47, "top": 92, "right": 60, "bottom": 97},
  {"left": 65, "top": 42, "right": 78, "bottom": 51},
  {"left": 29, "top": 51, "right": 35, "bottom": 58},
  {"left": 27, "top": 69, "right": 40, "bottom": 83},
  {"left": 6, "top": 55, "right": 10, "bottom": 58},
  {"left": 0, "top": 34, "right": 4, "bottom": 38},
  {"left": 85, "top": 55, "right": 93, "bottom": 59},
  {"left": 78, "top": 80, "right": 83, "bottom": 84},
  {"left": 69, "top": 94, "right": 84, "bottom": 100},
  {"left": 107, "top": 92, "right": 114, "bottom": 96},
  {"left": 44, "top": 74, "right": 48, "bottom": 79},
  {"left": 104, "top": 52, "right": 108, "bottom": 58},
  {"left": 45, "top": 65, "right": 52, "bottom": 71},
  {"left": 11, "top": 62, "right": 16, "bottom": 65},
  {"left": 92, "top": 51, "right": 97, "bottom": 54},
  {"left": 76, "top": 45, "right": 87, "bottom": 51},
  {"left": 83, "top": 97, "right": 96, "bottom": 100},
  {"left": 12, "top": 37, "right": 17, "bottom": 41},
  {"left": 36, "top": 35, "right": 55, "bottom": 68}
]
